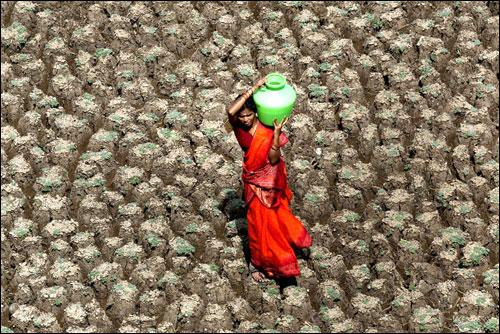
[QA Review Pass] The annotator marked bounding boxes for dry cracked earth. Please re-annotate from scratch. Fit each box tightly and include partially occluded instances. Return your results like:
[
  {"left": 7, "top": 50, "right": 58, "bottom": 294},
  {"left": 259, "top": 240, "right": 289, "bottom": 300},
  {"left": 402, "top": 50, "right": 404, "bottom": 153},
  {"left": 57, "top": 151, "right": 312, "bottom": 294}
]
[{"left": 1, "top": 1, "right": 499, "bottom": 333}]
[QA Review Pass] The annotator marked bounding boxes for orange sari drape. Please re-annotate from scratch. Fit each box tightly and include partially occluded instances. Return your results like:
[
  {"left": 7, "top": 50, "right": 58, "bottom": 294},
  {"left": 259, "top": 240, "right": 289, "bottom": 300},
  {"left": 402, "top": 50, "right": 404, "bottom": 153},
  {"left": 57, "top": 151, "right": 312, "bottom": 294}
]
[{"left": 234, "top": 121, "right": 313, "bottom": 278}]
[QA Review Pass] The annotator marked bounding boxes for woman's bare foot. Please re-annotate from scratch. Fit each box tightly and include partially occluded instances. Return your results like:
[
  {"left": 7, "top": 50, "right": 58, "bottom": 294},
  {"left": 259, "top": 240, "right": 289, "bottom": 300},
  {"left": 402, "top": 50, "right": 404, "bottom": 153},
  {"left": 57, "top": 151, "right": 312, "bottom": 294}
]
[{"left": 251, "top": 271, "right": 265, "bottom": 282}]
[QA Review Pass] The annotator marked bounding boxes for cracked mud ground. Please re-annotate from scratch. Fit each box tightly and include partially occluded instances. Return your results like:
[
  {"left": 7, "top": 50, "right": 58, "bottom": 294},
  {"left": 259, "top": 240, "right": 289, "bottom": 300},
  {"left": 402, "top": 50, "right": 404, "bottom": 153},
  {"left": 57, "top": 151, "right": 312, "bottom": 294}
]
[{"left": 1, "top": 1, "right": 499, "bottom": 333}]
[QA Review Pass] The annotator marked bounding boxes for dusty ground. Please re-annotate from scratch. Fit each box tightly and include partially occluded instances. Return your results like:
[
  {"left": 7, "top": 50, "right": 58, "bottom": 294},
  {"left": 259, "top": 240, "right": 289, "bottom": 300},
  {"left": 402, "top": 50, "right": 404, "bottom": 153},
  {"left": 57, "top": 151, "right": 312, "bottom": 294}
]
[{"left": 1, "top": 1, "right": 499, "bottom": 333}]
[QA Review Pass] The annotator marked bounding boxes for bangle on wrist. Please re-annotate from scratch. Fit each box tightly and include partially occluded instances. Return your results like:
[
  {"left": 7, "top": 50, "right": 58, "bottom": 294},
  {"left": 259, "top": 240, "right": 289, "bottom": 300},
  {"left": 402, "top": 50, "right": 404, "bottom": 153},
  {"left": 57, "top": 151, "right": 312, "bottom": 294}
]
[{"left": 271, "top": 145, "right": 279, "bottom": 151}]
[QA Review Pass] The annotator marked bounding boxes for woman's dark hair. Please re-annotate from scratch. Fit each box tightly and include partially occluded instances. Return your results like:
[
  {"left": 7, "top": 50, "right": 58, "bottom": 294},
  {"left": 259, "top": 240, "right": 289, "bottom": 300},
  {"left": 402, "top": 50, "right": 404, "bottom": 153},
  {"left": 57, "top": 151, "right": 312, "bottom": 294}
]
[{"left": 234, "top": 93, "right": 257, "bottom": 114}]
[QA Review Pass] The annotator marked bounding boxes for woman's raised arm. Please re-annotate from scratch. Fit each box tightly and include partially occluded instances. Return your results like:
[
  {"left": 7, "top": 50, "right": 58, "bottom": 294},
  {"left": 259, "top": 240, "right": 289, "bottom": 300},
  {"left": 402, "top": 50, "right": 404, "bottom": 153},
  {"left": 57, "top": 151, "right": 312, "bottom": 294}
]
[
  {"left": 268, "top": 116, "right": 289, "bottom": 165},
  {"left": 226, "top": 76, "right": 266, "bottom": 116},
  {"left": 224, "top": 77, "right": 267, "bottom": 133}
]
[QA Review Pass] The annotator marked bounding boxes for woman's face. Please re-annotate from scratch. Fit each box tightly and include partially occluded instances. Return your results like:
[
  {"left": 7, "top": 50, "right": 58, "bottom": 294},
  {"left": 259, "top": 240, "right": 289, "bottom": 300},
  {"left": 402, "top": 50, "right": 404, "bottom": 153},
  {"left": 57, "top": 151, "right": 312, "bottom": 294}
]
[{"left": 238, "top": 107, "right": 256, "bottom": 128}]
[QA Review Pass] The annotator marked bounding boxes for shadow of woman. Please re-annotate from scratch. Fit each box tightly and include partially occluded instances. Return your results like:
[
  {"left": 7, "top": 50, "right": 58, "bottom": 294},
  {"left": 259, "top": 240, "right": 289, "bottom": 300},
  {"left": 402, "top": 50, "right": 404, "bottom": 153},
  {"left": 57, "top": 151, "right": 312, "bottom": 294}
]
[{"left": 221, "top": 189, "right": 299, "bottom": 293}]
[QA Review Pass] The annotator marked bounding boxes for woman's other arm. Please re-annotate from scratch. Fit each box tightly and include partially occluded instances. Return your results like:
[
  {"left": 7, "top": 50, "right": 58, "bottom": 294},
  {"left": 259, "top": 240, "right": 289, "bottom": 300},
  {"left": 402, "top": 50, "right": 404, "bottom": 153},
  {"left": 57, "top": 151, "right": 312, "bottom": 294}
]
[
  {"left": 268, "top": 132, "right": 281, "bottom": 165},
  {"left": 268, "top": 116, "right": 289, "bottom": 165}
]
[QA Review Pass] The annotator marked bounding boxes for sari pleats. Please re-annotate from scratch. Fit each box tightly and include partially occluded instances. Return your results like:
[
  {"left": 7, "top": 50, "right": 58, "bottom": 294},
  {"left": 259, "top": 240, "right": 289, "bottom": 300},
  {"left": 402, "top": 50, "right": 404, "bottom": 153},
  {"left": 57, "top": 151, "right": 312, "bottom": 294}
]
[{"left": 247, "top": 192, "right": 313, "bottom": 278}]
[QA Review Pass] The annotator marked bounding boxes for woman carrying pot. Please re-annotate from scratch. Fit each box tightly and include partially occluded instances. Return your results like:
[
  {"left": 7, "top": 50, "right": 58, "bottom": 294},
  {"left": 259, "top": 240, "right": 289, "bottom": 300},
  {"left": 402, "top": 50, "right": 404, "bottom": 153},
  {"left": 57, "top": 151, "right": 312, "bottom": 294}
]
[{"left": 225, "top": 76, "right": 313, "bottom": 282}]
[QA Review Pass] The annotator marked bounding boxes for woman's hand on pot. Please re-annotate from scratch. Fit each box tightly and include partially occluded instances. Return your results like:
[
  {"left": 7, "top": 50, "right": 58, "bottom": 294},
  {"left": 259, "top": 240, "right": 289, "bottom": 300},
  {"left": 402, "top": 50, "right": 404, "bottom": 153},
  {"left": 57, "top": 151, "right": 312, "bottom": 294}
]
[
  {"left": 243, "top": 77, "right": 266, "bottom": 100},
  {"left": 253, "top": 76, "right": 267, "bottom": 89},
  {"left": 273, "top": 116, "right": 289, "bottom": 135}
]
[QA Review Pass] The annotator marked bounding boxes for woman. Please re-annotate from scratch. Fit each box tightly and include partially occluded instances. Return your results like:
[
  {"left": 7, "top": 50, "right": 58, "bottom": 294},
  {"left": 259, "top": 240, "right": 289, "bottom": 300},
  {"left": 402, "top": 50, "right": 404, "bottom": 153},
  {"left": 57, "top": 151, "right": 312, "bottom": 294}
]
[{"left": 225, "top": 77, "right": 313, "bottom": 283}]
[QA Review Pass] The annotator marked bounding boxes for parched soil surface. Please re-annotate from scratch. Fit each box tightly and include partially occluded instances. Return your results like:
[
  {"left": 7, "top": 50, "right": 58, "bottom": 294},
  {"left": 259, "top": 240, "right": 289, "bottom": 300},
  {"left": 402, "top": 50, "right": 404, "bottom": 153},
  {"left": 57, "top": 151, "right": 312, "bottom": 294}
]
[{"left": 1, "top": 1, "right": 499, "bottom": 333}]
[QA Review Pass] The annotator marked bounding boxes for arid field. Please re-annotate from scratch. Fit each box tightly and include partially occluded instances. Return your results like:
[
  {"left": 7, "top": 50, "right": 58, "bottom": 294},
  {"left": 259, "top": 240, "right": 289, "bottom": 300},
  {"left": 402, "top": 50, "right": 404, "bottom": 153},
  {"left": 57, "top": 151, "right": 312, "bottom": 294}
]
[{"left": 1, "top": 1, "right": 499, "bottom": 332}]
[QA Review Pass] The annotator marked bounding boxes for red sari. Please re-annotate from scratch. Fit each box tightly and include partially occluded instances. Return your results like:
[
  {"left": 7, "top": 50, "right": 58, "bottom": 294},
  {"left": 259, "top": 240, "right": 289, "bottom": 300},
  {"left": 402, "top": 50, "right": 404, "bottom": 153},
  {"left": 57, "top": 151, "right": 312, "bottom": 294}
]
[{"left": 234, "top": 120, "right": 313, "bottom": 278}]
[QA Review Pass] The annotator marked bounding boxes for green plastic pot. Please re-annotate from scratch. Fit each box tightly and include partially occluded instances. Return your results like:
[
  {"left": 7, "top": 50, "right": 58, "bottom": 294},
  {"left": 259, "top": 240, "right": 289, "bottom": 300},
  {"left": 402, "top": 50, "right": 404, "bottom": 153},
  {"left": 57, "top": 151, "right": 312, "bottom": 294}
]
[{"left": 253, "top": 72, "right": 296, "bottom": 127}]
